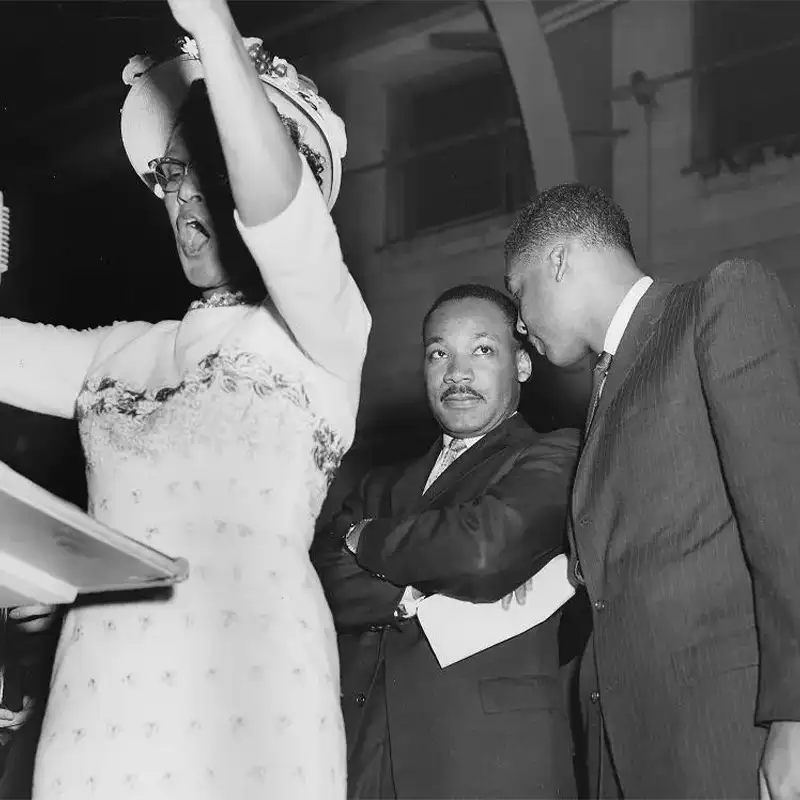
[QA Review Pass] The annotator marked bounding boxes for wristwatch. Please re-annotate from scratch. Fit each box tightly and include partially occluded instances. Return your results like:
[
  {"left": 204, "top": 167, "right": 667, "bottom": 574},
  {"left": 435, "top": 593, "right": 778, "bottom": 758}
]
[{"left": 343, "top": 518, "right": 372, "bottom": 554}]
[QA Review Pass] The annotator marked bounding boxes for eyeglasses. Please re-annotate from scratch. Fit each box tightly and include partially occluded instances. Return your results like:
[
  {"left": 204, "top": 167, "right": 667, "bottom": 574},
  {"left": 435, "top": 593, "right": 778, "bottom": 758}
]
[
  {"left": 147, "top": 157, "right": 230, "bottom": 196},
  {"left": 148, "top": 157, "right": 193, "bottom": 194}
]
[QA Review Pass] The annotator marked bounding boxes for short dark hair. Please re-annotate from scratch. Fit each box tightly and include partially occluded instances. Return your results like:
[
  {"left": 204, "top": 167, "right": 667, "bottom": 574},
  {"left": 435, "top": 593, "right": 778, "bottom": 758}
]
[
  {"left": 422, "top": 284, "right": 519, "bottom": 342},
  {"left": 504, "top": 183, "right": 635, "bottom": 263}
]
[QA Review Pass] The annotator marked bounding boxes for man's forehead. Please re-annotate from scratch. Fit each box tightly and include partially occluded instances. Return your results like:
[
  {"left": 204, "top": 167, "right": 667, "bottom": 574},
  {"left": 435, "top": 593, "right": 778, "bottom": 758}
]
[
  {"left": 425, "top": 298, "right": 512, "bottom": 342},
  {"left": 165, "top": 127, "right": 188, "bottom": 157},
  {"left": 425, "top": 326, "right": 502, "bottom": 342},
  {"left": 432, "top": 296, "right": 504, "bottom": 320}
]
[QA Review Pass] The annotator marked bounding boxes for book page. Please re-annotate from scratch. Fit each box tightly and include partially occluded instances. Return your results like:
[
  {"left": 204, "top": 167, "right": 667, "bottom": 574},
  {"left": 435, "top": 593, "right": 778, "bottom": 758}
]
[
  {"left": 416, "top": 554, "right": 575, "bottom": 668},
  {"left": 0, "top": 461, "right": 188, "bottom": 606}
]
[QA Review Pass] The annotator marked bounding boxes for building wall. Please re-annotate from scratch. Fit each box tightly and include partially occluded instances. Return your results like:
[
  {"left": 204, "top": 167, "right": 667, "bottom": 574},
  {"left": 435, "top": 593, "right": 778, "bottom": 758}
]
[
  {"left": 326, "top": 2, "right": 614, "bottom": 442},
  {"left": 317, "top": 0, "right": 800, "bottom": 516},
  {"left": 612, "top": 0, "right": 800, "bottom": 307}
]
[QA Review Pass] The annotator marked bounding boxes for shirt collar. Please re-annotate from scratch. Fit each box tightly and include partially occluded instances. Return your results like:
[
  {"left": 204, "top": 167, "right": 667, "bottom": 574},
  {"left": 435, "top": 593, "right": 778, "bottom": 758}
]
[
  {"left": 441, "top": 411, "right": 517, "bottom": 451},
  {"left": 603, "top": 276, "right": 654, "bottom": 355},
  {"left": 442, "top": 432, "right": 484, "bottom": 452}
]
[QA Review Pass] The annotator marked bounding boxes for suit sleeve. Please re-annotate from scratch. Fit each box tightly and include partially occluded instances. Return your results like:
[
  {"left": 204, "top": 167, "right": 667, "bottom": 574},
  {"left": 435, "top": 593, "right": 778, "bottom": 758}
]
[
  {"left": 355, "top": 429, "right": 580, "bottom": 603},
  {"left": 311, "top": 468, "right": 406, "bottom": 633},
  {"left": 695, "top": 259, "right": 800, "bottom": 724}
]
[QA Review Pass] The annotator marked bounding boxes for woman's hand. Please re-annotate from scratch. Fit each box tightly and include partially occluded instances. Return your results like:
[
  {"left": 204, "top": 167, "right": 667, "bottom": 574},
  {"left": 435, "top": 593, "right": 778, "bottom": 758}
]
[
  {"left": 0, "top": 696, "right": 34, "bottom": 732},
  {"left": 8, "top": 605, "right": 59, "bottom": 634},
  {"left": 166, "top": 0, "right": 234, "bottom": 39}
]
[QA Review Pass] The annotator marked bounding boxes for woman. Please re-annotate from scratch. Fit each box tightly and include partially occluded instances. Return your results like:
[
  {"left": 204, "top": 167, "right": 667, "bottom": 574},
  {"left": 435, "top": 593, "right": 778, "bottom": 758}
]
[{"left": 0, "top": 0, "right": 370, "bottom": 797}]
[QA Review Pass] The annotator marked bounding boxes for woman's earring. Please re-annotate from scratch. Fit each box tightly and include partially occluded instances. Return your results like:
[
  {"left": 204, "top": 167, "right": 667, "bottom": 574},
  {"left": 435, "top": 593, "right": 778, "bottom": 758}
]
[{"left": 154, "top": 184, "right": 165, "bottom": 199}]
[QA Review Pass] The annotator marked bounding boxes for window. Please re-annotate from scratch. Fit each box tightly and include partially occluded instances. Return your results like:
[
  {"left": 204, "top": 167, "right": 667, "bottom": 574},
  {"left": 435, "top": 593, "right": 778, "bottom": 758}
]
[
  {"left": 691, "top": 0, "right": 800, "bottom": 175},
  {"left": 387, "top": 65, "right": 535, "bottom": 242}
]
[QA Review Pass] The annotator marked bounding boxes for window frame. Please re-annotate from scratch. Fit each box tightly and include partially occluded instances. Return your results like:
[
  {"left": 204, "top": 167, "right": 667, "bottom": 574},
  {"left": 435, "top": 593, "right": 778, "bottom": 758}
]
[
  {"left": 386, "top": 61, "right": 535, "bottom": 243},
  {"left": 688, "top": 0, "right": 800, "bottom": 177}
]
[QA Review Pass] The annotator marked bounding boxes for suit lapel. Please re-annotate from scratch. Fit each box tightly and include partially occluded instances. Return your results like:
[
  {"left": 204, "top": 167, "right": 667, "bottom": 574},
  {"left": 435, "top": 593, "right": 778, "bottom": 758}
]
[
  {"left": 586, "top": 280, "right": 674, "bottom": 444},
  {"left": 408, "top": 415, "right": 522, "bottom": 510},
  {"left": 573, "top": 280, "right": 676, "bottom": 573},
  {"left": 390, "top": 441, "right": 440, "bottom": 514}
]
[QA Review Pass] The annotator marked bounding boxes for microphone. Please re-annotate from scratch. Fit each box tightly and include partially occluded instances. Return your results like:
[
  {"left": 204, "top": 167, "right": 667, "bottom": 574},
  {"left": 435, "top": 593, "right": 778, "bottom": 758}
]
[{"left": 0, "top": 190, "right": 9, "bottom": 280}]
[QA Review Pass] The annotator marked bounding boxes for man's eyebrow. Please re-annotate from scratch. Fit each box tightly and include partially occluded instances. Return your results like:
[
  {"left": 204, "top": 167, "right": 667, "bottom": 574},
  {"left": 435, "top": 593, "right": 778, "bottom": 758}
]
[
  {"left": 473, "top": 331, "right": 501, "bottom": 341},
  {"left": 423, "top": 336, "right": 445, "bottom": 347}
]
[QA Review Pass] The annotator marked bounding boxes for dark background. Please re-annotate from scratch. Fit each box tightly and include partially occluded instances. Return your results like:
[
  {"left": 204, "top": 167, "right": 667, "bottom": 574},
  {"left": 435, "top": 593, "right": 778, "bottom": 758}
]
[{"left": 0, "top": 1, "right": 385, "bottom": 507}]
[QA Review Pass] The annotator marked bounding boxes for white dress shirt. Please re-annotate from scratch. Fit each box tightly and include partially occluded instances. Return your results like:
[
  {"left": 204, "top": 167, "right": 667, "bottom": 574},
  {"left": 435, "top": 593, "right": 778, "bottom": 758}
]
[
  {"left": 396, "top": 431, "right": 485, "bottom": 618},
  {"left": 603, "top": 276, "right": 654, "bottom": 355},
  {"left": 422, "top": 432, "right": 484, "bottom": 493}
]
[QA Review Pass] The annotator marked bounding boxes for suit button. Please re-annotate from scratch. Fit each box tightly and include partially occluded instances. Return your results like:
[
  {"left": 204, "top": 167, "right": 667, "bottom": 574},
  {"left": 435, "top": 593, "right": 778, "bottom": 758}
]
[
  {"left": 355, "top": 693, "right": 366, "bottom": 707},
  {"left": 590, "top": 691, "right": 600, "bottom": 704},
  {"left": 579, "top": 514, "right": 590, "bottom": 526},
  {"left": 593, "top": 599, "right": 605, "bottom": 611}
]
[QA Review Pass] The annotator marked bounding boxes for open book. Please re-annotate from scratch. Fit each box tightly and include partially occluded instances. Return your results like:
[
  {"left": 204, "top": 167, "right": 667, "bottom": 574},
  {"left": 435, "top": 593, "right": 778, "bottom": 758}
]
[
  {"left": 416, "top": 554, "right": 575, "bottom": 668},
  {"left": 0, "top": 460, "right": 189, "bottom": 607}
]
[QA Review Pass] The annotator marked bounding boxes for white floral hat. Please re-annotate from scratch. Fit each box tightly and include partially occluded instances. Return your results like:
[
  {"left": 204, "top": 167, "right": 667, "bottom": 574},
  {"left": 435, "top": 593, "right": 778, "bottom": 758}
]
[{"left": 120, "top": 37, "right": 347, "bottom": 209}]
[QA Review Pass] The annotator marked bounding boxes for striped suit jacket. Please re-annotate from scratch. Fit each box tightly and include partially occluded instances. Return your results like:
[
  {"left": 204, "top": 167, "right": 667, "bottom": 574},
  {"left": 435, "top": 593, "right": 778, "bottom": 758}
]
[{"left": 570, "top": 260, "right": 800, "bottom": 798}]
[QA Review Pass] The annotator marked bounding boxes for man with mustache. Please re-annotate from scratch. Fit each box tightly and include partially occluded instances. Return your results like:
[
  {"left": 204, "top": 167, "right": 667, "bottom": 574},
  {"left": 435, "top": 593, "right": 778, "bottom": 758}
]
[{"left": 313, "top": 284, "right": 581, "bottom": 799}]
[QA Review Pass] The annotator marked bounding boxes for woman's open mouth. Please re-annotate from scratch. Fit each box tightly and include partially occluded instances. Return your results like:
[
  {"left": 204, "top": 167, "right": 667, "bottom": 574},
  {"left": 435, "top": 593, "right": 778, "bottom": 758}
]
[{"left": 176, "top": 213, "right": 211, "bottom": 257}]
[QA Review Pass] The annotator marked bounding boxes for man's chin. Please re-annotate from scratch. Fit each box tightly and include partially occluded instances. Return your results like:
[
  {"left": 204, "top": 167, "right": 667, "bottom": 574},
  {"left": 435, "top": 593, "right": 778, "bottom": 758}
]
[{"left": 436, "top": 408, "right": 489, "bottom": 437}]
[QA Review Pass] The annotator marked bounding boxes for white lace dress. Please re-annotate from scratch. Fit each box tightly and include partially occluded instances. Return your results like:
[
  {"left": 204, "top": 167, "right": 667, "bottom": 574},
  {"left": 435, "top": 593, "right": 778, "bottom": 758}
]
[{"left": 0, "top": 162, "right": 370, "bottom": 799}]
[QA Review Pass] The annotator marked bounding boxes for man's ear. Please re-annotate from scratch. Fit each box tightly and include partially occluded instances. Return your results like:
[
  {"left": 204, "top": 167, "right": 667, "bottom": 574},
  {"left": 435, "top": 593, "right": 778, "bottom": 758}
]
[
  {"left": 548, "top": 243, "right": 569, "bottom": 283},
  {"left": 516, "top": 347, "right": 533, "bottom": 383}
]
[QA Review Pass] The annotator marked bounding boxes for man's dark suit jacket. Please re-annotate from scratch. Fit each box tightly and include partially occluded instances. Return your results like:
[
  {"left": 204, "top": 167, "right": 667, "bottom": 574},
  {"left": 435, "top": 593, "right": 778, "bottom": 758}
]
[
  {"left": 572, "top": 260, "right": 800, "bottom": 798},
  {"left": 313, "top": 414, "right": 581, "bottom": 799}
]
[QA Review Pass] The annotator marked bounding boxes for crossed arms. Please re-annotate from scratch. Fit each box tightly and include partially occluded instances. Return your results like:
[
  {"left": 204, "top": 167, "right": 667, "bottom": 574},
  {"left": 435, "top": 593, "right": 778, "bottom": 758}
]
[{"left": 312, "top": 428, "right": 579, "bottom": 633}]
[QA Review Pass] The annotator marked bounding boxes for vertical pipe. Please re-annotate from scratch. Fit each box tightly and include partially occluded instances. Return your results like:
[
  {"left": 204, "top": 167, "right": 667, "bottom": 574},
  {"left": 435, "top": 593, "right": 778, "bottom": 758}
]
[{"left": 644, "top": 102, "right": 654, "bottom": 266}]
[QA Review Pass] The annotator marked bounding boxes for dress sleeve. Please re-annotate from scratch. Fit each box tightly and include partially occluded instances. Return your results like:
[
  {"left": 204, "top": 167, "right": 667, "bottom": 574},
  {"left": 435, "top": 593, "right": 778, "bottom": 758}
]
[
  {"left": 0, "top": 317, "right": 117, "bottom": 418},
  {"left": 234, "top": 157, "right": 371, "bottom": 387}
]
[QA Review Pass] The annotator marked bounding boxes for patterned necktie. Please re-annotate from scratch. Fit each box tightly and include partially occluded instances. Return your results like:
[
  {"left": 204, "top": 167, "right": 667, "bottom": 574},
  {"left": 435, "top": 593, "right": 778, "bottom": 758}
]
[
  {"left": 585, "top": 350, "right": 613, "bottom": 433},
  {"left": 423, "top": 437, "right": 468, "bottom": 494}
]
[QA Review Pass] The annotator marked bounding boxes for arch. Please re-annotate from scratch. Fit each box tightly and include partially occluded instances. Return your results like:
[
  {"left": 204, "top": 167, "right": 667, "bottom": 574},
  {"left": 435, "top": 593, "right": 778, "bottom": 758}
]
[{"left": 484, "top": 0, "right": 576, "bottom": 188}]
